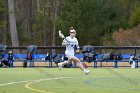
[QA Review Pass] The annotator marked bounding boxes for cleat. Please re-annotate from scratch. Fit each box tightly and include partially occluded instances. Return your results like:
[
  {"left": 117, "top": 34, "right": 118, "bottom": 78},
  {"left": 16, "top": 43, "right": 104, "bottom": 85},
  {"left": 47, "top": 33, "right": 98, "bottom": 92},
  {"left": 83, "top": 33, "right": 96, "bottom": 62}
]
[{"left": 84, "top": 70, "right": 90, "bottom": 75}]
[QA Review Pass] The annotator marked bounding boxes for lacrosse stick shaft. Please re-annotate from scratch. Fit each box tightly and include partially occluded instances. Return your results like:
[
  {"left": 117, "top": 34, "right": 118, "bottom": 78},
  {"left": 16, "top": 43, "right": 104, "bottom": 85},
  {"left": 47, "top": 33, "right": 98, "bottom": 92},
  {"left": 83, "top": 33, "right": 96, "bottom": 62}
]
[{"left": 63, "top": 38, "right": 70, "bottom": 44}]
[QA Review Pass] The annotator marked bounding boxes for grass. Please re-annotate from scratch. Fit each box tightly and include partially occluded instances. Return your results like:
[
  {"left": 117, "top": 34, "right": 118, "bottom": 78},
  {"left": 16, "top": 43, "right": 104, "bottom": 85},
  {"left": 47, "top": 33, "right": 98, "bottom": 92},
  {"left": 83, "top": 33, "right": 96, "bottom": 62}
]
[{"left": 0, "top": 67, "right": 140, "bottom": 93}]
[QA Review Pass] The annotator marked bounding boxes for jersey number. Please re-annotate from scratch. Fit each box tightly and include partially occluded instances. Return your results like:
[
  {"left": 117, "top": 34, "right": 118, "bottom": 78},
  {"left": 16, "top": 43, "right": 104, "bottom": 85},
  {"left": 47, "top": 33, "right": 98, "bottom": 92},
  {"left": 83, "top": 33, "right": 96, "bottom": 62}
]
[{"left": 71, "top": 44, "right": 75, "bottom": 48}]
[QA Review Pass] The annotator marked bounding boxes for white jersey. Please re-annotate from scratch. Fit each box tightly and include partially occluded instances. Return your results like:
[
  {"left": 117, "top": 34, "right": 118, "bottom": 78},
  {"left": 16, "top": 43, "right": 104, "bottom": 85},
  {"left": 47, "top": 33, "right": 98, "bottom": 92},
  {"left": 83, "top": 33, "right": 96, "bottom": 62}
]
[{"left": 62, "top": 36, "right": 79, "bottom": 58}]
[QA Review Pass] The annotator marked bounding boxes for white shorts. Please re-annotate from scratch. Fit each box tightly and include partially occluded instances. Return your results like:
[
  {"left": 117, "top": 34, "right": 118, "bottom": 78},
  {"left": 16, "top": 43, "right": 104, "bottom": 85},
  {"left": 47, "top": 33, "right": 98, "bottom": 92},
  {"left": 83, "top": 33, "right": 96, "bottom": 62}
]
[{"left": 65, "top": 54, "right": 75, "bottom": 59}]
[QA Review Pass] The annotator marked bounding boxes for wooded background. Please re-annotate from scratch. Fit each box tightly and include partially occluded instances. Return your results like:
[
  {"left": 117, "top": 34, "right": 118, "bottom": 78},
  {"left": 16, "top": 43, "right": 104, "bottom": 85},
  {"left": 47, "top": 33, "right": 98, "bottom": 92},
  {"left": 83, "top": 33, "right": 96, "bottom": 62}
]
[{"left": 1, "top": 0, "right": 140, "bottom": 47}]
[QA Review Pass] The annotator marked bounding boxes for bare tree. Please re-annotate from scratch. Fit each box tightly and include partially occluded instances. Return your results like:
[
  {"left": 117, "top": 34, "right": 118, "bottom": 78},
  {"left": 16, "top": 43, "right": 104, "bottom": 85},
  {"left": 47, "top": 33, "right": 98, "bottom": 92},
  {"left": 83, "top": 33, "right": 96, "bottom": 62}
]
[
  {"left": 37, "top": 0, "right": 40, "bottom": 12},
  {"left": 52, "top": 0, "right": 59, "bottom": 53},
  {"left": 8, "top": 0, "right": 19, "bottom": 53}
]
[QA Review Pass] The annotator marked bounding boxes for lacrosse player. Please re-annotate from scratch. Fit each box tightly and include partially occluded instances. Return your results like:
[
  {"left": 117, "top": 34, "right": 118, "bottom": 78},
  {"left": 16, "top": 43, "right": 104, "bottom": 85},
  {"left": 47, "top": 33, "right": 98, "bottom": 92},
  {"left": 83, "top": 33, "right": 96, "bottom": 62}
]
[{"left": 58, "top": 28, "right": 90, "bottom": 74}]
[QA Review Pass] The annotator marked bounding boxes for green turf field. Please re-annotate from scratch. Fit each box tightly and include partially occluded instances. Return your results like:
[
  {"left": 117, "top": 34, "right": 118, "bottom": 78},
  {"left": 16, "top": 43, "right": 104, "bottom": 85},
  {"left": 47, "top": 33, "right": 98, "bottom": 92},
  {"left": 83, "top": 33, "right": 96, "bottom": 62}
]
[{"left": 0, "top": 67, "right": 140, "bottom": 93}]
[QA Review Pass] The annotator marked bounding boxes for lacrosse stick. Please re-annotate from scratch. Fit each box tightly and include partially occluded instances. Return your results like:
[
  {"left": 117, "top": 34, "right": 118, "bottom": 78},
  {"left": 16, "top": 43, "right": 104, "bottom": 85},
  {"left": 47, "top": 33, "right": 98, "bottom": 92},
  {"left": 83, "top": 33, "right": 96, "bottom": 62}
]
[{"left": 59, "top": 30, "right": 70, "bottom": 44}]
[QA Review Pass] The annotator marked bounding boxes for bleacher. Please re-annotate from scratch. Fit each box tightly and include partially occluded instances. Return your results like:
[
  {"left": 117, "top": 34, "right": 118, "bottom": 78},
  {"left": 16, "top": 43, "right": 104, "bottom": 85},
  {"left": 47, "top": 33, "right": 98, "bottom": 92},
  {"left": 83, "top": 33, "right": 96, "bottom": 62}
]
[
  {"left": 93, "top": 54, "right": 139, "bottom": 68},
  {"left": 2, "top": 53, "right": 139, "bottom": 68},
  {"left": 1, "top": 45, "right": 140, "bottom": 68}
]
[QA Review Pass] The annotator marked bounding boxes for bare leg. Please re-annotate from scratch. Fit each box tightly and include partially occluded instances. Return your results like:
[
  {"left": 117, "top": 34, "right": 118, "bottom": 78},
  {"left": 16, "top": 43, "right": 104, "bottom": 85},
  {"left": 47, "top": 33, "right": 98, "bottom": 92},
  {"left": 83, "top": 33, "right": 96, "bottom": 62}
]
[
  {"left": 70, "top": 56, "right": 90, "bottom": 74},
  {"left": 58, "top": 56, "right": 90, "bottom": 74},
  {"left": 58, "top": 59, "right": 72, "bottom": 71},
  {"left": 70, "top": 56, "right": 85, "bottom": 71},
  {"left": 59, "top": 56, "right": 84, "bottom": 70},
  {"left": 60, "top": 59, "right": 71, "bottom": 66}
]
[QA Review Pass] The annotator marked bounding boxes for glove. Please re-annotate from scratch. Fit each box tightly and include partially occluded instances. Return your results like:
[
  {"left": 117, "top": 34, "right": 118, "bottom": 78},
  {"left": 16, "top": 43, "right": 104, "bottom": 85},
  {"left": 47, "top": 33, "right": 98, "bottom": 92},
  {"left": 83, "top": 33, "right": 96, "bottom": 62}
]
[{"left": 75, "top": 49, "right": 80, "bottom": 53}]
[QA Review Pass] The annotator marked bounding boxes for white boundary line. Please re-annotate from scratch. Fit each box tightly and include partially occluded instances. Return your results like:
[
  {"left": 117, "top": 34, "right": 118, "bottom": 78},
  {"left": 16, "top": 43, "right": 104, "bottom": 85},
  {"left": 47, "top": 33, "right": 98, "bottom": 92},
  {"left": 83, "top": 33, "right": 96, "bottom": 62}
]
[
  {"left": 0, "top": 75, "right": 140, "bottom": 87},
  {"left": 0, "top": 76, "right": 91, "bottom": 87},
  {"left": 24, "top": 76, "right": 94, "bottom": 93},
  {"left": 0, "top": 80, "right": 36, "bottom": 87}
]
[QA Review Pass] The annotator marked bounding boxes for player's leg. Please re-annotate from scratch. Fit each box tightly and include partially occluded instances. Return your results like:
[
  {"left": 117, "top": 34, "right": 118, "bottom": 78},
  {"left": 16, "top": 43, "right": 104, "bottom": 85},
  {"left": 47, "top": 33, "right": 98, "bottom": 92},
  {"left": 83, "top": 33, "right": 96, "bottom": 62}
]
[
  {"left": 58, "top": 59, "right": 72, "bottom": 71},
  {"left": 58, "top": 56, "right": 90, "bottom": 74},
  {"left": 58, "top": 54, "right": 72, "bottom": 70},
  {"left": 70, "top": 56, "right": 90, "bottom": 74}
]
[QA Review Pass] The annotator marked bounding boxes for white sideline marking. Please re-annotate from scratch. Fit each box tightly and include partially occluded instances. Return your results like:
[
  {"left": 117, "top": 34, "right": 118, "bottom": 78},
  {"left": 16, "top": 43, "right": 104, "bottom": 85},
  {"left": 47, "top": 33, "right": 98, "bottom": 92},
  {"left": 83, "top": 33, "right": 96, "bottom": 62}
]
[
  {"left": 0, "top": 76, "right": 91, "bottom": 87},
  {"left": 24, "top": 76, "right": 94, "bottom": 93},
  {"left": 0, "top": 75, "right": 139, "bottom": 87},
  {"left": 0, "top": 80, "right": 36, "bottom": 87}
]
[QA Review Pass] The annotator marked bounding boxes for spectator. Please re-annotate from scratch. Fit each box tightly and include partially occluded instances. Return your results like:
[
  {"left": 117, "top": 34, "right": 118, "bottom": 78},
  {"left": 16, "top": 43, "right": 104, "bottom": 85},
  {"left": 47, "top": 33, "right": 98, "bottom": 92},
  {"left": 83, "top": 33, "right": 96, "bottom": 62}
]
[
  {"left": 1, "top": 58, "right": 9, "bottom": 68},
  {"left": 0, "top": 50, "right": 6, "bottom": 67},
  {"left": 8, "top": 51, "right": 14, "bottom": 68},
  {"left": 26, "top": 52, "right": 33, "bottom": 67}
]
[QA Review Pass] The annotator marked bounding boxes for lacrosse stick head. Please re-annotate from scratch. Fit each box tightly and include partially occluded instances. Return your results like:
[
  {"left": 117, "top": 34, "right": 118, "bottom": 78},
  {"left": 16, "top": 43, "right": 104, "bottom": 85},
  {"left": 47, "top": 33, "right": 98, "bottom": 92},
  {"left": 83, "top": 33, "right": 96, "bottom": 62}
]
[{"left": 59, "top": 30, "right": 65, "bottom": 39}]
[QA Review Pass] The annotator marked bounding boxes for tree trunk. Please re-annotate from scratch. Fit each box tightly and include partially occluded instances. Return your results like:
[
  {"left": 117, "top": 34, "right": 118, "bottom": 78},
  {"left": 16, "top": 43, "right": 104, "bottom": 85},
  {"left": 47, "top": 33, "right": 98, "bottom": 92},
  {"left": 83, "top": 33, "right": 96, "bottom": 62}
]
[
  {"left": 0, "top": 0, "right": 7, "bottom": 45},
  {"left": 15, "top": 0, "right": 32, "bottom": 45},
  {"left": 37, "top": 0, "right": 40, "bottom": 12},
  {"left": 52, "top": 0, "right": 59, "bottom": 53},
  {"left": 24, "top": 0, "right": 32, "bottom": 43},
  {"left": 8, "top": 0, "right": 19, "bottom": 53}
]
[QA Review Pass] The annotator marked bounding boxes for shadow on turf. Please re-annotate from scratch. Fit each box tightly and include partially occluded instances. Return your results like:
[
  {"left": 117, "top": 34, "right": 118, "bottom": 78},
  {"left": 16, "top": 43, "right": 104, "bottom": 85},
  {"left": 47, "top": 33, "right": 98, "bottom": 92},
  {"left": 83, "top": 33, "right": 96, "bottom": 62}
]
[
  {"left": 84, "top": 77, "right": 140, "bottom": 90},
  {"left": 104, "top": 68, "right": 138, "bottom": 86},
  {"left": 2, "top": 91, "right": 6, "bottom": 93},
  {"left": 84, "top": 68, "right": 139, "bottom": 90},
  {"left": 34, "top": 68, "right": 68, "bottom": 86}
]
